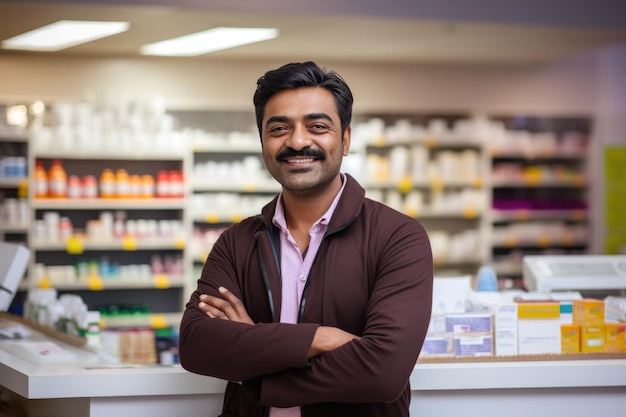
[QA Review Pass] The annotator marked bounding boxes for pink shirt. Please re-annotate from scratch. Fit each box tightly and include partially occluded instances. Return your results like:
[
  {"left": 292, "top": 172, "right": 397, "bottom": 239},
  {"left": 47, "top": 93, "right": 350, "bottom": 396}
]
[{"left": 269, "top": 175, "right": 346, "bottom": 417}]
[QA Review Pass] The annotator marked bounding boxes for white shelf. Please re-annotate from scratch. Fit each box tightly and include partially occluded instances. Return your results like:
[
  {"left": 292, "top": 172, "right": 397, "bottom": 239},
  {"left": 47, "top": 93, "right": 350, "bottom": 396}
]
[
  {"left": 32, "top": 198, "right": 186, "bottom": 210},
  {"left": 490, "top": 150, "right": 587, "bottom": 159},
  {"left": 192, "top": 143, "right": 260, "bottom": 153},
  {"left": 366, "top": 179, "right": 484, "bottom": 189},
  {"left": 32, "top": 150, "right": 185, "bottom": 161},
  {"left": 192, "top": 181, "right": 280, "bottom": 193},
  {"left": 32, "top": 238, "right": 185, "bottom": 251},
  {"left": 33, "top": 277, "right": 185, "bottom": 291},
  {"left": 491, "top": 178, "right": 586, "bottom": 188},
  {"left": 0, "top": 224, "right": 29, "bottom": 233},
  {"left": 491, "top": 209, "right": 588, "bottom": 222},
  {"left": 0, "top": 177, "right": 26, "bottom": 187}
]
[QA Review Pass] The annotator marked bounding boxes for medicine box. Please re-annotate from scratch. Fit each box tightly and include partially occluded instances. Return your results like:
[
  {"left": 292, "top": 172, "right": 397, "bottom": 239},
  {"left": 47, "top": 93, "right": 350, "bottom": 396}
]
[
  {"left": 445, "top": 314, "right": 492, "bottom": 333},
  {"left": 421, "top": 335, "right": 452, "bottom": 356},
  {"left": 561, "top": 324, "right": 580, "bottom": 354},
  {"left": 453, "top": 335, "right": 493, "bottom": 356},
  {"left": 517, "top": 302, "right": 561, "bottom": 355},
  {"left": 560, "top": 302, "right": 573, "bottom": 324},
  {"left": 580, "top": 325, "right": 606, "bottom": 353},
  {"left": 492, "top": 303, "right": 518, "bottom": 356},
  {"left": 605, "top": 323, "right": 625, "bottom": 353},
  {"left": 573, "top": 299, "right": 604, "bottom": 326}
]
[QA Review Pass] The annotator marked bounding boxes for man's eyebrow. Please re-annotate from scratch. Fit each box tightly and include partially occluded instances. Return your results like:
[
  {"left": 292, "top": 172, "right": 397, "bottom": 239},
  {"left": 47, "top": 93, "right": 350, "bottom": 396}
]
[
  {"left": 265, "top": 115, "right": 290, "bottom": 128},
  {"left": 304, "top": 113, "right": 333, "bottom": 123},
  {"left": 264, "top": 113, "right": 334, "bottom": 129}
]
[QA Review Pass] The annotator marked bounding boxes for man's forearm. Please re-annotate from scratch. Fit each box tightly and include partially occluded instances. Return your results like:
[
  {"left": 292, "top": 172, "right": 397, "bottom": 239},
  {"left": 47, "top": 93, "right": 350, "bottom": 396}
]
[{"left": 308, "top": 326, "right": 360, "bottom": 358}]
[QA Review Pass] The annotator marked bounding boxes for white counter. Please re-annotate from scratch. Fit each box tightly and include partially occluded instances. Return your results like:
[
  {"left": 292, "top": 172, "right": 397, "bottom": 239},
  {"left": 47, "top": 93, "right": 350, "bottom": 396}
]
[{"left": 1, "top": 334, "right": 625, "bottom": 417}]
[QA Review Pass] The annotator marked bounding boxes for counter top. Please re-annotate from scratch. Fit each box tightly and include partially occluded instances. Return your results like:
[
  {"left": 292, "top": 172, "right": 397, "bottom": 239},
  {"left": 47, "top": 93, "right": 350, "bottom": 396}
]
[{"left": 2, "top": 338, "right": 625, "bottom": 400}]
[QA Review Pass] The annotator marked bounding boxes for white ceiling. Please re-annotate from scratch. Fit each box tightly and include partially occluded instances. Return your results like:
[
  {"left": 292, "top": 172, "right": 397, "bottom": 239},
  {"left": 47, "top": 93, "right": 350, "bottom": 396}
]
[{"left": 1, "top": 0, "right": 626, "bottom": 65}]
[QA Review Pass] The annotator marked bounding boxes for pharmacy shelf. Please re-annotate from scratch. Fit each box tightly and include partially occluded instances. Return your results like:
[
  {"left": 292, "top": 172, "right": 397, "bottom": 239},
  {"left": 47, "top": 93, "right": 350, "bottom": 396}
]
[
  {"left": 32, "top": 150, "right": 185, "bottom": 161},
  {"left": 31, "top": 198, "right": 186, "bottom": 210},
  {"left": 489, "top": 150, "right": 587, "bottom": 160},
  {"left": 491, "top": 209, "right": 587, "bottom": 222},
  {"left": 491, "top": 179, "right": 586, "bottom": 188},
  {"left": 192, "top": 143, "right": 260, "bottom": 153},
  {"left": 191, "top": 181, "right": 280, "bottom": 193},
  {"left": 0, "top": 177, "right": 26, "bottom": 188},
  {"left": 365, "top": 179, "right": 484, "bottom": 190},
  {"left": 31, "top": 238, "right": 185, "bottom": 252},
  {"left": 0, "top": 224, "right": 29, "bottom": 233},
  {"left": 33, "top": 277, "right": 185, "bottom": 291}
]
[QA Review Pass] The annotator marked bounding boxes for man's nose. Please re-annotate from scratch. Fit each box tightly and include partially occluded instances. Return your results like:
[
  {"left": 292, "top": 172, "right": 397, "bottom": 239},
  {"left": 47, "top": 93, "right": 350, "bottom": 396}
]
[{"left": 285, "top": 124, "right": 311, "bottom": 150}]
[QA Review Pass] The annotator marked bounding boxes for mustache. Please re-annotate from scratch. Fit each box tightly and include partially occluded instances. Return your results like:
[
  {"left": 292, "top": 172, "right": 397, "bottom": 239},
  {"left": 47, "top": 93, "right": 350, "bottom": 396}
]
[{"left": 276, "top": 148, "right": 326, "bottom": 161}]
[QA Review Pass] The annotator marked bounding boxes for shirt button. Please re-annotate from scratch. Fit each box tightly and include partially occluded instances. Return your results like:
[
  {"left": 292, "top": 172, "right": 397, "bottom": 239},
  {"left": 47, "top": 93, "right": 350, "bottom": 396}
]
[{"left": 299, "top": 274, "right": 306, "bottom": 282}]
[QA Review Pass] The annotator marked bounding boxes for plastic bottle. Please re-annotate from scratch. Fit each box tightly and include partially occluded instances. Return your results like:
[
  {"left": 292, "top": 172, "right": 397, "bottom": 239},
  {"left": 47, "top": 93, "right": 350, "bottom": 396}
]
[
  {"left": 99, "top": 168, "right": 116, "bottom": 198},
  {"left": 48, "top": 159, "right": 67, "bottom": 198},
  {"left": 115, "top": 169, "right": 130, "bottom": 199},
  {"left": 476, "top": 265, "right": 498, "bottom": 292},
  {"left": 34, "top": 160, "right": 48, "bottom": 198},
  {"left": 82, "top": 175, "right": 98, "bottom": 199},
  {"left": 156, "top": 170, "right": 170, "bottom": 198},
  {"left": 141, "top": 174, "right": 155, "bottom": 198},
  {"left": 67, "top": 175, "right": 82, "bottom": 199}
]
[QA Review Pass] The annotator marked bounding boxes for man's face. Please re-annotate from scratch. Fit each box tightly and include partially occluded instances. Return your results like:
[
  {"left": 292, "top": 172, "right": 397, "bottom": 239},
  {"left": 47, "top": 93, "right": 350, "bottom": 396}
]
[{"left": 260, "top": 87, "right": 351, "bottom": 194}]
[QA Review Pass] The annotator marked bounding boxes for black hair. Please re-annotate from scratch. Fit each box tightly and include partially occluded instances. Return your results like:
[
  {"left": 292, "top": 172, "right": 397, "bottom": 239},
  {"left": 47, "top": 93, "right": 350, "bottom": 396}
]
[{"left": 253, "top": 61, "right": 353, "bottom": 138}]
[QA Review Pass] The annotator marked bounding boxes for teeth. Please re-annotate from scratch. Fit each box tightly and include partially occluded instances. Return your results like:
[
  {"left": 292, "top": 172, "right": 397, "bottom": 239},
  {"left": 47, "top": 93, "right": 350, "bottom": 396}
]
[{"left": 287, "top": 158, "right": 314, "bottom": 163}]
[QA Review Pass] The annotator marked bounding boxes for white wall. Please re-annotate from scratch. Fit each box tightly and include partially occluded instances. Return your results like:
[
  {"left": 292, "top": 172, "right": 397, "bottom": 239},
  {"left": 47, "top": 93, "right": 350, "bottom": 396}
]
[{"left": 0, "top": 54, "right": 598, "bottom": 116}]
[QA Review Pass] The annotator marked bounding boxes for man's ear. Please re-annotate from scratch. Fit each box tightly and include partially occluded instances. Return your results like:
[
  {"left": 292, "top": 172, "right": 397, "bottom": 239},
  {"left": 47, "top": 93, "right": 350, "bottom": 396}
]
[{"left": 342, "top": 126, "right": 352, "bottom": 156}]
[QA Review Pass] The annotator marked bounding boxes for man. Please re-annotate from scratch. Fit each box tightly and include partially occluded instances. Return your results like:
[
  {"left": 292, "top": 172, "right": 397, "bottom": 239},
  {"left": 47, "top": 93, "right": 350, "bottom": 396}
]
[{"left": 179, "top": 61, "right": 433, "bottom": 417}]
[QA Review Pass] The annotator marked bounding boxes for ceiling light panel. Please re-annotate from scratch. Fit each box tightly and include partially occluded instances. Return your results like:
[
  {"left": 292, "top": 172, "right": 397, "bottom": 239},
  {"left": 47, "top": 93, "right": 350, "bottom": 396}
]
[
  {"left": 1, "top": 20, "right": 129, "bottom": 52},
  {"left": 140, "top": 27, "right": 279, "bottom": 56}
]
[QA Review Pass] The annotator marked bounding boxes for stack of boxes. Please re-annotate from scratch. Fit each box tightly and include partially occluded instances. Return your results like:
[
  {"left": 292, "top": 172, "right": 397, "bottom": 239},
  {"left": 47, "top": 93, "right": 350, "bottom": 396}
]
[{"left": 422, "top": 293, "right": 626, "bottom": 358}]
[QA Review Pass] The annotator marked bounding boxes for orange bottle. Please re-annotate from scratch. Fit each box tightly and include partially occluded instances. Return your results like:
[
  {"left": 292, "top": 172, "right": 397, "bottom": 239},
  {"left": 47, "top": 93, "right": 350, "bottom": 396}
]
[
  {"left": 99, "top": 168, "right": 116, "bottom": 199},
  {"left": 48, "top": 159, "right": 67, "bottom": 198},
  {"left": 34, "top": 160, "right": 48, "bottom": 199},
  {"left": 115, "top": 169, "right": 130, "bottom": 199}
]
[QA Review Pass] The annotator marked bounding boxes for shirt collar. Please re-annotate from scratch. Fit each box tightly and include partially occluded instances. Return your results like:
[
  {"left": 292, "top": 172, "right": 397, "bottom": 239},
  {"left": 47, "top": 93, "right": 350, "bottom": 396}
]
[{"left": 273, "top": 173, "right": 347, "bottom": 231}]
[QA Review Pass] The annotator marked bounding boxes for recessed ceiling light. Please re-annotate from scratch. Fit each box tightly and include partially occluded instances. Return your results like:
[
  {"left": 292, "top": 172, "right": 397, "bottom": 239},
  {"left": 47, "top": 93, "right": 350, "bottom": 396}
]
[
  {"left": 1, "top": 20, "right": 129, "bottom": 52},
  {"left": 140, "top": 27, "right": 279, "bottom": 57}
]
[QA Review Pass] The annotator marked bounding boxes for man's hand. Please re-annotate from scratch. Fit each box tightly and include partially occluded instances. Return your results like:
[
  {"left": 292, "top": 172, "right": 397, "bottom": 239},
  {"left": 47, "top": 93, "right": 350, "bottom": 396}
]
[
  {"left": 198, "top": 287, "right": 254, "bottom": 325},
  {"left": 308, "top": 326, "right": 360, "bottom": 359}
]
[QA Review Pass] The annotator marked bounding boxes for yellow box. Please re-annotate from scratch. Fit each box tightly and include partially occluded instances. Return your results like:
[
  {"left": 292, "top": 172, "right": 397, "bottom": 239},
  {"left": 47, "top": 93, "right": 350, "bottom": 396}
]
[
  {"left": 561, "top": 324, "right": 580, "bottom": 354},
  {"left": 517, "top": 302, "right": 561, "bottom": 320},
  {"left": 605, "top": 323, "right": 626, "bottom": 353},
  {"left": 573, "top": 299, "right": 605, "bottom": 326},
  {"left": 580, "top": 325, "right": 606, "bottom": 353}
]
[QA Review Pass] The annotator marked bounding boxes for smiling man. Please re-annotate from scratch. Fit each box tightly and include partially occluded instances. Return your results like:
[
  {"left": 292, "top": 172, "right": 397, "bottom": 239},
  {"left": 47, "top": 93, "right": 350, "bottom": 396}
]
[{"left": 179, "top": 61, "right": 434, "bottom": 417}]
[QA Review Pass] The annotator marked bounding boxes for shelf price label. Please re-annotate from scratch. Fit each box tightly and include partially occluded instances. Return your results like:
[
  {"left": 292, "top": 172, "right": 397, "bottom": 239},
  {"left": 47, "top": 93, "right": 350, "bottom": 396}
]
[
  {"left": 205, "top": 212, "right": 220, "bottom": 223},
  {"left": 424, "top": 137, "right": 437, "bottom": 148},
  {"left": 429, "top": 177, "right": 444, "bottom": 191},
  {"left": 405, "top": 207, "right": 420, "bottom": 218},
  {"left": 66, "top": 236, "right": 84, "bottom": 254},
  {"left": 88, "top": 276, "right": 104, "bottom": 291},
  {"left": 372, "top": 134, "right": 387, "bottom": 147},
  {"left": 515, "top": 210, "right": 531, "bottom": 221},
  {"left": 470, "top": 177, "right": 483, "bottom": 188},
  {"left": 537, "top": 234, "right": 552, "bottom": 247},
  {"left": 153, "top": 274, "right": 170, "bottom": 289},
  {"left": 122, "top": 236, "right": 137, "bottom": 251},
  {"left": 174, "top": 237, "right": 186, "bottom": 249},
  {"left": 571, "top": 210, "right": 586, "bottom": 221},
  {"left": 243, "top": 183, "right": 257, "bottom": 192},
  {"left": 230, "top": 213, "right": 244, "bottom": 223},
  {"left": 150, "top": 314, "right": 168, "bottom": 329},
  {"left": 396, "top": 175, "right": 413, "bottom": 193},
  {"left": 37, "top": 278, "right": 52, "bottom": 289},
  {"left": 462, "top": 207, "right": 478, "bottom": 219}
]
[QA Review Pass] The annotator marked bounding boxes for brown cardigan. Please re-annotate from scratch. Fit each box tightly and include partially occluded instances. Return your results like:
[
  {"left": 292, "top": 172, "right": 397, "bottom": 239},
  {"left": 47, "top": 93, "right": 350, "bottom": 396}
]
[{"left": 179, "top": 174, "right": 433, "bottom": 417}]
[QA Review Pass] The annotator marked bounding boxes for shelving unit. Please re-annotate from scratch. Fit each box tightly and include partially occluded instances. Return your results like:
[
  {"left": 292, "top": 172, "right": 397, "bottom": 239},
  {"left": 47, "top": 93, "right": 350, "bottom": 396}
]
[
  {"left": 488, "top": 116, "right": 592, "bottom": 288},
  {"left": 0, "top": 128, "right": 29, "bottom": 246},
  {"left": 24, "top": 148, "right": 189, "bottom": 313},
  {"left": 354, "top": 114, "right": 491, "bottom": 277}
]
